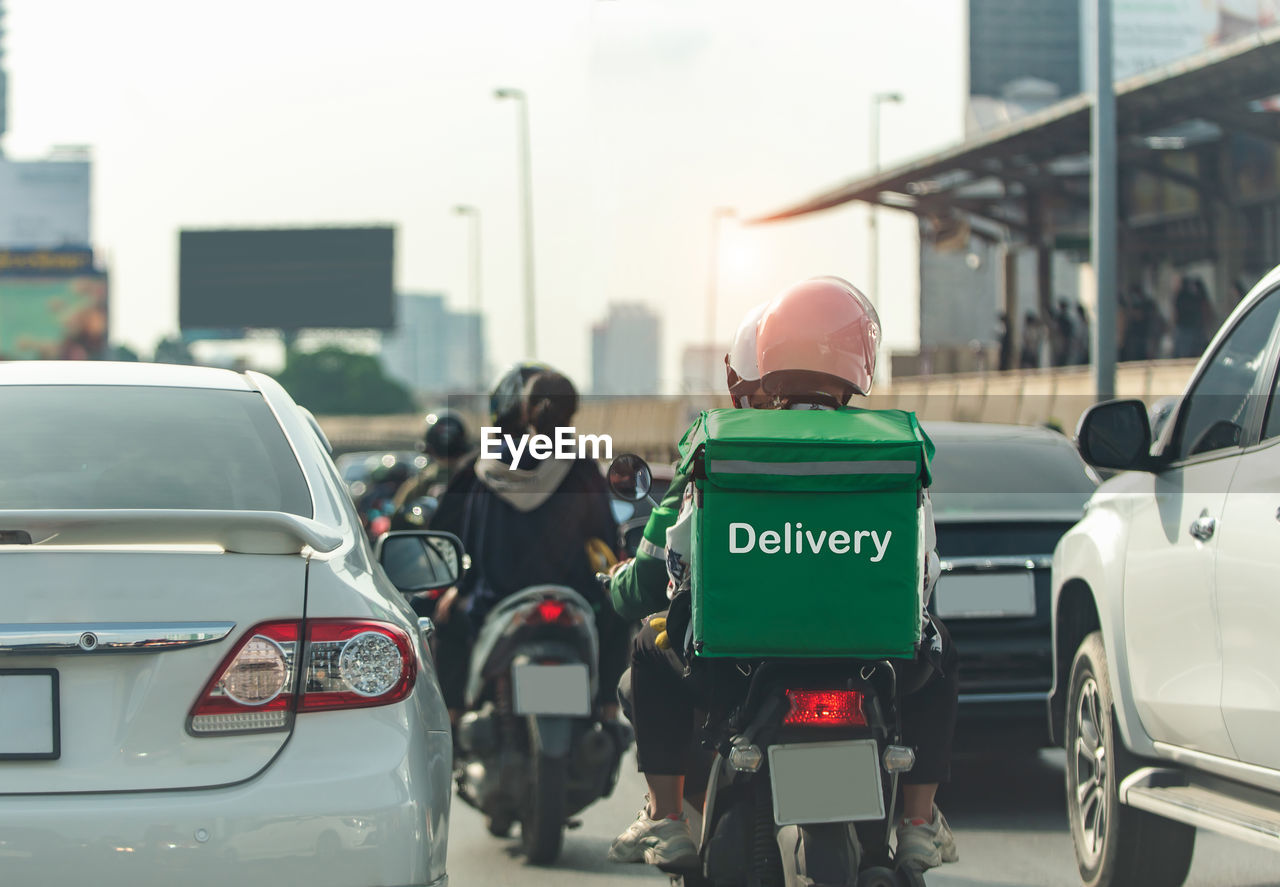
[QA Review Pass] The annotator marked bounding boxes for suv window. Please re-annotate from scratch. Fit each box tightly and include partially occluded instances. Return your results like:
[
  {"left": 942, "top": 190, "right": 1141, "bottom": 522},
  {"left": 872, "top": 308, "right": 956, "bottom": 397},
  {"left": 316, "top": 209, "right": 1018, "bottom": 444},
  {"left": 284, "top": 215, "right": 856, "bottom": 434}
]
[
  {"left": 0, "top": 385, "right": 313, "bottom": 516},
  {"left": 1168, "top": 290, "right": 1280, "bottom": 461}
]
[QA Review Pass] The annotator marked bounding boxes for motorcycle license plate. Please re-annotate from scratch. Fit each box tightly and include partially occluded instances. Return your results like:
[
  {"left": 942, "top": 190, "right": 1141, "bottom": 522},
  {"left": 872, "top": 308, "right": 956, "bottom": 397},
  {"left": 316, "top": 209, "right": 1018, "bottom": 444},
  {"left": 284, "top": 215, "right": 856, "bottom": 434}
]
[
  {"left": 768, "top": 739, "right": 883, "bottom": 825},
  {"left": 512, "top": 663, "right": 591, "bottom": 716},
  {"left": 0, "top": 669, "right": 60, "bottom": 760}
]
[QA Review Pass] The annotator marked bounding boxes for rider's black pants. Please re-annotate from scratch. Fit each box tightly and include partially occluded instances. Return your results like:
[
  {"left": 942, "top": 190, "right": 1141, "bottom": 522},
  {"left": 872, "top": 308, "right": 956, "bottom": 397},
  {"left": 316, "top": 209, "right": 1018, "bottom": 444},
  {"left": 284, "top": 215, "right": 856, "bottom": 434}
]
[{"left": 623, "top": 613, "right": 959, "bottom": 785}]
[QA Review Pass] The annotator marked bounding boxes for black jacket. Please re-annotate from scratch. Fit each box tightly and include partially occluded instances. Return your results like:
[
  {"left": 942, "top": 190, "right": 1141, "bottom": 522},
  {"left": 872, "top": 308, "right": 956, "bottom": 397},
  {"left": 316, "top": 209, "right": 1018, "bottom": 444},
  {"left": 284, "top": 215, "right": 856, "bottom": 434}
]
[{"left": 431, "top": 454, "right": 617, "bottom": 625}]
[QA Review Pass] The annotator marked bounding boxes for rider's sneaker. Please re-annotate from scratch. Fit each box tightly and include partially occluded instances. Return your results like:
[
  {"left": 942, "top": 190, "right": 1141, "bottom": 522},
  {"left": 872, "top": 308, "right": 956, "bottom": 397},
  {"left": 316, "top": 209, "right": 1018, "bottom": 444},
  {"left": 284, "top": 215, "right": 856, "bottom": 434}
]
[
  {"left": 895, "top": 804, "right": 959, "bottom": 871},
  {"left": 607, "top": 800, "right": 698, "bottom": 867}
]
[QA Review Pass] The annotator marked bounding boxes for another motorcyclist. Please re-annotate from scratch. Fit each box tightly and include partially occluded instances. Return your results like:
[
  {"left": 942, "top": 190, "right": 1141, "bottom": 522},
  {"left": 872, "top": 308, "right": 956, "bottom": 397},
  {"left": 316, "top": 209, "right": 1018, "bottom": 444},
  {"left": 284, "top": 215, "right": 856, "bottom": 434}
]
[
  {"left": 393, "top": 409, "right": 472, "bottom": 510},
  {"left": 429, "top": 363, "right": 627, "bottom": 721},
  {"left": 607, "top": 278, "right": 960, "bottom": 873}
]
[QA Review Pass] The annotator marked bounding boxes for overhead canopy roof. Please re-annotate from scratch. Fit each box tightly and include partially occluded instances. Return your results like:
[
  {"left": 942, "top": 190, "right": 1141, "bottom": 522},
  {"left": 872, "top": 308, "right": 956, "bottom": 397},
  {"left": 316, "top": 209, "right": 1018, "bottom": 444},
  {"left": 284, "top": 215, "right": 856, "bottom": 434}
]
[{"left": 753, "top": 26, "right": 1280, "bottom": 228}]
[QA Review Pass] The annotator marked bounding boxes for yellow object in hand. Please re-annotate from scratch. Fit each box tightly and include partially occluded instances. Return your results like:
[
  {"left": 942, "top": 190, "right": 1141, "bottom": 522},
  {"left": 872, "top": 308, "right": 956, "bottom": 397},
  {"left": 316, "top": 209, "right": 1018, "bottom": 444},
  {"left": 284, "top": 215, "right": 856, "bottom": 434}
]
[
  {"left": 655, "top": 631, "right": 670, "bottom": 649},
  {"left": 649, "top": 616, "right": 667, "bottom": 632}
]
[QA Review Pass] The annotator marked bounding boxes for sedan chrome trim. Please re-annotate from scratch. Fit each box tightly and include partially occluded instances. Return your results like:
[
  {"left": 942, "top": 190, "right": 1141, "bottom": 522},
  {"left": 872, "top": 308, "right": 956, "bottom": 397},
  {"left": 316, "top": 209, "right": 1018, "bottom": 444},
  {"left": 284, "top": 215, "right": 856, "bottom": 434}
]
[
  {"left": 940, "top": 555, "right": 1054, "bottom": 572},
  {"left": 0, "top": 622, "right": 236, "bottom": 654}
]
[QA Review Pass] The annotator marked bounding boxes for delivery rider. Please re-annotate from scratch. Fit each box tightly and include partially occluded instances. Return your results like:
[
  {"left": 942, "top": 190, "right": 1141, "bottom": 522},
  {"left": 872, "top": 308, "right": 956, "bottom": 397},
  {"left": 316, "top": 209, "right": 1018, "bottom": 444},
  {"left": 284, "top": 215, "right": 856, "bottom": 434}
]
[{"left": 606, "top": 277, "right": 960, "bottom": 873}]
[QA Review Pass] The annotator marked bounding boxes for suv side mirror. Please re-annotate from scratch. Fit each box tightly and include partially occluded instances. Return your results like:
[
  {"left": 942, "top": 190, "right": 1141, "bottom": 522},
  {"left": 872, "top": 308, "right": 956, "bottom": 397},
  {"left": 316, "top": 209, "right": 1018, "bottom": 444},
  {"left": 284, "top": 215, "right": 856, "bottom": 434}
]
[
  {"left": 375, "top": 530, "right": 467, "bottom": 593},
  {"left": 1076, "top": 399, "right": 1155, "bottom": 471}
]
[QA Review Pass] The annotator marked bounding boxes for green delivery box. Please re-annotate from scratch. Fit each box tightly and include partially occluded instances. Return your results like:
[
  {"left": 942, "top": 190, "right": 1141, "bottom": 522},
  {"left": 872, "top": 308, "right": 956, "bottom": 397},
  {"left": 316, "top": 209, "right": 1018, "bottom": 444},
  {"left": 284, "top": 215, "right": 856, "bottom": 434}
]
[{"left": 677, "top": 408, "right": 933, "bottom": 659}]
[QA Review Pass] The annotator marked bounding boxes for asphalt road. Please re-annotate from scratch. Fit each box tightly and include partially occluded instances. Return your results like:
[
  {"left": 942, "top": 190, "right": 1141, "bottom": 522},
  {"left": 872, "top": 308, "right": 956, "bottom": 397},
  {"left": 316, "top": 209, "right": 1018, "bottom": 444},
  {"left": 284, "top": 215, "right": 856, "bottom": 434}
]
[{"left": 444, "top": 750, "right": 1280, "bottom": 886}]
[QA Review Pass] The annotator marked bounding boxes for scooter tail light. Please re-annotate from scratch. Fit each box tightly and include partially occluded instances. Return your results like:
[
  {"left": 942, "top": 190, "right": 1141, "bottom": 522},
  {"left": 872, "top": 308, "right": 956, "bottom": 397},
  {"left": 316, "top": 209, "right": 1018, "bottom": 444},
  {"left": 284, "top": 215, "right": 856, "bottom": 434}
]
[
  {"left": 783, "top": 689, "right": 867, "bottom": 727},
  {"left": 518, "top": 598, "right": 582, "bottom": 627}
]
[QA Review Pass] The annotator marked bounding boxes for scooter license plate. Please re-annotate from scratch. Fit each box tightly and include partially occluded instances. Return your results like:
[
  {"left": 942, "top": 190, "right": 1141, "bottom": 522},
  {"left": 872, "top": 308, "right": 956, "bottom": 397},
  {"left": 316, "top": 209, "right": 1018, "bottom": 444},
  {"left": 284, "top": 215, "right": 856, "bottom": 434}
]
[
  {"left": 512, "top": 663, "right": 591, "bottom": 716},
  {"left": 768, "top": 739, "right": 884, "bottom": 825}
]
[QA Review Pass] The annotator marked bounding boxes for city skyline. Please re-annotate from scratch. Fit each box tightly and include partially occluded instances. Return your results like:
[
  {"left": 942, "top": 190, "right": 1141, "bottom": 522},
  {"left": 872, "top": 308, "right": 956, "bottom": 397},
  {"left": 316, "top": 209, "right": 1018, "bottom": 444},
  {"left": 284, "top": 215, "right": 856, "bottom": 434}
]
[{"left": 1, "top": 0, "right": 964, "bottom": 392}]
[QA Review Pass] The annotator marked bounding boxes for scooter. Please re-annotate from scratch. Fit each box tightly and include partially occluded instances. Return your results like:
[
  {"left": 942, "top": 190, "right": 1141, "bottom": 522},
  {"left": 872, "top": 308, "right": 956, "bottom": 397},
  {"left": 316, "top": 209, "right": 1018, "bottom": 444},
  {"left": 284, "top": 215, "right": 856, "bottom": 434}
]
[
  {"left": 453, "top": 583, "right": 629, "bottom": 865},
  {"left": 606, "top": 453, "right": 926, "bottom": 887}
]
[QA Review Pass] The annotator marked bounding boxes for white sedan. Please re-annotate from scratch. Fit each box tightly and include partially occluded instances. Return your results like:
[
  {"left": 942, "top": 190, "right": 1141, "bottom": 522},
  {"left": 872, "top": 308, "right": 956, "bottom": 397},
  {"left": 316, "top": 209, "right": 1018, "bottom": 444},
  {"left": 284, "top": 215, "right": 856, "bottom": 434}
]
[{"left": 0, "top": 361, "right": 456, "bottom": 887}]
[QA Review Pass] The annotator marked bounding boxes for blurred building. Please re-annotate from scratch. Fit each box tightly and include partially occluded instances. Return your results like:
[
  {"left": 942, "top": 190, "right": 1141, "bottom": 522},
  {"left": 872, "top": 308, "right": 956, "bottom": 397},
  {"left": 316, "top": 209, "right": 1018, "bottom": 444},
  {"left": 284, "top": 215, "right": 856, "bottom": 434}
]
[
  {"left": 679, "top": 344, "right": 728, "bottom": 397},
  {"left": 590, "top": 303, "right": 660, "bottom": 395},
  {"left": 381, "top": 292, "right": 487, "bottom": 396},
  {"left": 0, "top": 149, "right": 91, "bottom": 248}
]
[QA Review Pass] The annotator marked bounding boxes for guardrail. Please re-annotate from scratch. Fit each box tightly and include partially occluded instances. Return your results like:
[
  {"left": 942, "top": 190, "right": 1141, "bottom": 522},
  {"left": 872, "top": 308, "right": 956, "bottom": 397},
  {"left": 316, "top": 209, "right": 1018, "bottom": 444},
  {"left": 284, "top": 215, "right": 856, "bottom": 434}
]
[{"left": 316, "top": 359, "right": 1198, "bottom": 462}]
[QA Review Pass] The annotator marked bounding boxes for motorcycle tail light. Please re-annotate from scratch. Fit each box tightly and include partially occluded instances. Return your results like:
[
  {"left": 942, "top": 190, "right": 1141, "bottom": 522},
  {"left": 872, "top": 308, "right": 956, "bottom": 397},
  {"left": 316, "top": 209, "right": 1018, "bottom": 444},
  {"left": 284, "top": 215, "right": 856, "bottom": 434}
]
[
  {"left": 783, "top": 689, "right": 867, "bottom": 727},
  {"left": 519, "top": 598, "right": 582, "bottom": 627}
]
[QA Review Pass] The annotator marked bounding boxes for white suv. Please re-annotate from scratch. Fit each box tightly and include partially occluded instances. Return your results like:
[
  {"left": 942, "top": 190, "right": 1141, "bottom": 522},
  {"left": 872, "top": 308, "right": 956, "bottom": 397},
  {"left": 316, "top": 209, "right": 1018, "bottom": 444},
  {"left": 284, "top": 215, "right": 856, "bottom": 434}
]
[{"left": 1051, "top": 267, "right": 1280, "bottom": 887}]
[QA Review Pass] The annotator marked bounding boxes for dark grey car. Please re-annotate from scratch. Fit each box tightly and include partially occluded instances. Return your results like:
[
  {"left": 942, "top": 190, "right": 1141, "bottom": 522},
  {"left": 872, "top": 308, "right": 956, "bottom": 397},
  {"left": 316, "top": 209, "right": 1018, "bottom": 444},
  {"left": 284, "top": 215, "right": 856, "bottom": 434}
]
[{"left": 924, "top": 421, "right": 1098, "bottom": 749}]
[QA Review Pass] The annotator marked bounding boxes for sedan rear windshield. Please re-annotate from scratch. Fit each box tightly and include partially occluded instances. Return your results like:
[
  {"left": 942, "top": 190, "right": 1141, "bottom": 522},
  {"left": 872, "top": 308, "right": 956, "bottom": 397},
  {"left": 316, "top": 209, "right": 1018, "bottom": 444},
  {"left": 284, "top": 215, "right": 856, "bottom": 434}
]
[
  {"left": 0, "top": 385, "right": 312, "bottom": 516},
  {"left": 927, "top": 438, "right": 1097, "bottom": 516}
]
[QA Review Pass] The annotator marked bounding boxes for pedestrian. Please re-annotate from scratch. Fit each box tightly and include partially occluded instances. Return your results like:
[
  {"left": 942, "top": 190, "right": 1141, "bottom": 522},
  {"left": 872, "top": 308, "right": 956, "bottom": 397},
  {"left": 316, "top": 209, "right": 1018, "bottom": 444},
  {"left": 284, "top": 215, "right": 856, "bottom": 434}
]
[
  {"left": 1174, "top": 275, "right": 1215, "bottom": 358},
  {"left": 1020, "top": 312, "right": 1044, "bottom": 369},
  {"left": 1076, "top": 305, "right": 1092, "bottom": 365},
  {"left": 996, "top": 312, "right": 1013, "bottom": 372}
]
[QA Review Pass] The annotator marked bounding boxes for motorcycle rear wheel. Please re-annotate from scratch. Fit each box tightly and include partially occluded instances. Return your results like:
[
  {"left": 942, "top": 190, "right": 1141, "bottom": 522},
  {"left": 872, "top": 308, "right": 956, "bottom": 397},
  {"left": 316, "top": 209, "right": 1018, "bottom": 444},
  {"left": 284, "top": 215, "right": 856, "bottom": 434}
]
[{"left": 520, "top": 752, "right": 568, "bottom": 865}]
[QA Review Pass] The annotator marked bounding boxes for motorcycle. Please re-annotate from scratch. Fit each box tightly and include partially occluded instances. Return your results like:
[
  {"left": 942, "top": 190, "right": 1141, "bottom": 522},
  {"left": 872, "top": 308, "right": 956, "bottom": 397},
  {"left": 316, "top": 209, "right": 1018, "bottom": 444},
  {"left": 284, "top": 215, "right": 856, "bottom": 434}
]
[
  {"left": 453, "top": 583, "right": 629, "bottom": 865},
  {"left": 606, "top": 453, "right": 927, "bottom": 887}
]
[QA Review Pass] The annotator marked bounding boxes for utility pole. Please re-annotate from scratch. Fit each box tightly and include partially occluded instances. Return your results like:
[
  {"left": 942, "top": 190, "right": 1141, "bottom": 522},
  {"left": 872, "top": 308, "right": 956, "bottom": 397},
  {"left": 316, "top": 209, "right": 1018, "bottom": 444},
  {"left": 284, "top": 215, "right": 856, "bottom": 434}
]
[
  {"left": 869, "top": 92, "right": 902, "bottom": 307},
  {"left": 454, "top": 205, "right": 483, "bottom": 390},
  {"left": 705, "top": 207, "right": 737, "bottom": 346},
  {"left": 1091, "top": 0, "right": 1117, "bottom": 401},
  {"left": 495, "top": 88, "right": 537, "bottom": 360}
]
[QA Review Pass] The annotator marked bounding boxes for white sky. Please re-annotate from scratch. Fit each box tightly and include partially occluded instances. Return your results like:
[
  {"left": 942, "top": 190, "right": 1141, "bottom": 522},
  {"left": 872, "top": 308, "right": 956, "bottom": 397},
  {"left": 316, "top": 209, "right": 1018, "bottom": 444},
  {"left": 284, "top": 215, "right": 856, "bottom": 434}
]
[{"left": 3, "top": 0, "right": 966, "bottom": 392}]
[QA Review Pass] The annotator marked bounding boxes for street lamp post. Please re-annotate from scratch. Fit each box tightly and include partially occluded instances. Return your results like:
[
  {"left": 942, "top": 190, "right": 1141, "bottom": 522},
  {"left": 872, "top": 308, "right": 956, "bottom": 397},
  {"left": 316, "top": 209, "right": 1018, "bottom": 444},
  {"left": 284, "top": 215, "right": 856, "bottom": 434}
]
[
  {"left": 454, "top": 204, "right": 483, "bottom": 390},
  {"left": 495, "top": 87, "right": 537, "bottom": 360},
  {"left": 868, "top": 91, "right": 902, "bottom": 307},
  {"left": 706, "top": 206, "right": 737, "bottom": 348}
]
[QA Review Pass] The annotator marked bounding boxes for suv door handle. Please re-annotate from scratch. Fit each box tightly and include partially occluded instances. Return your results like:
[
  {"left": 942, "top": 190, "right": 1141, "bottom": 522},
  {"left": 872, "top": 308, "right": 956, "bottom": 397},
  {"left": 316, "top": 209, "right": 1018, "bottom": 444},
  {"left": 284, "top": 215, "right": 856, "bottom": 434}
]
[{"left": 1190, "top": 515, "right": 1217, "bottom": 541}]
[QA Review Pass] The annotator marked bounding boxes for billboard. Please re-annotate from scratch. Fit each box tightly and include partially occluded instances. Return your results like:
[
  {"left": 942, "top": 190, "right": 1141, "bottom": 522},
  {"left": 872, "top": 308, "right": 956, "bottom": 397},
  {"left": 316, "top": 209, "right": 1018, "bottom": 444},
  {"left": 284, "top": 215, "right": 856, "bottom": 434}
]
[
  {"left": 0, "top": 158, "right": 91, "bottom": 248},
  {"left": 0, "top": 249, "right": 108, "bottom": 360},
  {"left": 179, "top": 227, "right": 396, "bottom": 331}
]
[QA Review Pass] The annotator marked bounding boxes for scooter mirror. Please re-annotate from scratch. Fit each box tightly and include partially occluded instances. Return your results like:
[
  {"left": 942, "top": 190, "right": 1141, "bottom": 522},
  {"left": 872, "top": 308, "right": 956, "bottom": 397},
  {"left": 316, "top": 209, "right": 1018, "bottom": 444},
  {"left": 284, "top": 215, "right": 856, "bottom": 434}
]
[{"left": 607, "top": 453, "right": 653, "bottom": 503}]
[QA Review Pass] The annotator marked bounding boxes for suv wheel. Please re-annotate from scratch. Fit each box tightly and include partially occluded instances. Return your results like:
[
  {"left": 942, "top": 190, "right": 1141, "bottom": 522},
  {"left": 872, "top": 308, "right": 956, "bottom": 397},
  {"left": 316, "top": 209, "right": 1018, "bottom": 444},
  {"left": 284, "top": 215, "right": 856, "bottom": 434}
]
[{"left": 1066, "top": 631, "right": 1195, "bottom": 887}]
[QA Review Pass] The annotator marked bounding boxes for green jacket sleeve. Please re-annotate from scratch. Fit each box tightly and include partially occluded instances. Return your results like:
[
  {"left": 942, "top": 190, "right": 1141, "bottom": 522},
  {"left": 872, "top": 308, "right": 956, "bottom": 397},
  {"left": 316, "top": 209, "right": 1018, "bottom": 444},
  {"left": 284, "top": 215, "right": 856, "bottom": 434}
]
[{"left": 609, "top": 466, "right": 692, "bottom": 621}]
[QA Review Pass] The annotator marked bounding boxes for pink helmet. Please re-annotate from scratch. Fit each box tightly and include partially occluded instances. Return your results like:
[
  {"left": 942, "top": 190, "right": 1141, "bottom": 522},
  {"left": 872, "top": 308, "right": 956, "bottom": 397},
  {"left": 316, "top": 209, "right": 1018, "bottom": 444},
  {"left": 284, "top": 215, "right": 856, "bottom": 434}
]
[{"left": 756, "top": 276, "right": 881, "bottom": 400}]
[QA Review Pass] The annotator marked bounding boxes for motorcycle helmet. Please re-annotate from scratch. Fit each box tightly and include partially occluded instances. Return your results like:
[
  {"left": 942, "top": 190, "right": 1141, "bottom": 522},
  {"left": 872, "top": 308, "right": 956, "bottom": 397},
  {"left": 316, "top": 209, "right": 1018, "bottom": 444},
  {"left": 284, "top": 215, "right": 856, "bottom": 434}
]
[
  {"left": 489, "top": 362, "right": 550, "bottom": 430},
  {"left": 419, "top": 409, "right": 470, "bottom": 460},
  {"left": 756, "top": 276, "right": 881, "bottom": 403},
  {"left": 725, "top": 301, "right": 768, "bottom": 408}
]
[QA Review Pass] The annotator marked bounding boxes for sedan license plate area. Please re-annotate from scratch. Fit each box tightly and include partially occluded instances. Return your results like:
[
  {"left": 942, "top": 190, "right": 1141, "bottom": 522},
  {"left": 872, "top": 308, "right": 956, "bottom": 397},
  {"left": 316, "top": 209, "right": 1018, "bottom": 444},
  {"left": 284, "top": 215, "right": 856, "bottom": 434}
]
[
  {"left": 768, "top": 739, "right": 884, "bottom": 825},
  {"left": 935, "top": 571, "right": 1036, "bottom": 619},
  {"left": 512, "top": 663, "right": 590, "bottom": 717},
  {"left": 0, "top": 669, "right": 60, "bottom": 760}
]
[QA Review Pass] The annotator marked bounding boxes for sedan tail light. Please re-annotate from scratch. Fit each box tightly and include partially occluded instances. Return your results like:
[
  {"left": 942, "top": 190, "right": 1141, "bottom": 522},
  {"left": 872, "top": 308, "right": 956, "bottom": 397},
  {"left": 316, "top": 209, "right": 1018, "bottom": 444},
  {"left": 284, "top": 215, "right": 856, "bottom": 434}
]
[
  {"left": 298, "top": 620, "right": 415, "bottom": 712},
  {"left": 189, "top": 621, "right": 299, "bottom": 734},
  {"left": 783, "top": 689, "right": 867, "bottom": 728},
  {"left": 189, "top": 620, "right": 416, "bottom": 735}
]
